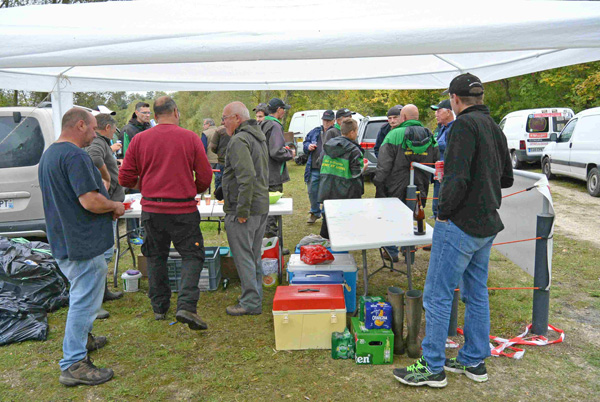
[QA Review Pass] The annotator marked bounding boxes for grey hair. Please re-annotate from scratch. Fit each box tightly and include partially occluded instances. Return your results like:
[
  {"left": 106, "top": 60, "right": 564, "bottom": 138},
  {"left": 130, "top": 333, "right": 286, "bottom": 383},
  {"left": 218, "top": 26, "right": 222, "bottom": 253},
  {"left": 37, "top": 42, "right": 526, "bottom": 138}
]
[
  {"left": 95, "top": 113, "right": 116, "bottom": 130},
  {"left": 204, "top": 118, "right": 215, "bottom": 126}
]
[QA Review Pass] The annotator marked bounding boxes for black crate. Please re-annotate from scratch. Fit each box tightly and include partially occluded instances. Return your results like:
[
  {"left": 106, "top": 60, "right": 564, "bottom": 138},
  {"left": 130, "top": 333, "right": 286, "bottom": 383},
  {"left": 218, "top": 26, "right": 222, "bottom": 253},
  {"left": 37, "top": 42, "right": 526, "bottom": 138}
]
[{"left": 167, "top": 247, "right": 221, "bottom": 292}]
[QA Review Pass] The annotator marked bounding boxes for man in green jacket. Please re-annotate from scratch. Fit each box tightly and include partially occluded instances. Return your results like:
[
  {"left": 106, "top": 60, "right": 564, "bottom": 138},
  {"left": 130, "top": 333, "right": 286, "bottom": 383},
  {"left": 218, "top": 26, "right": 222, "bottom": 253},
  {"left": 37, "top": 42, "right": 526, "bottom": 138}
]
[{"left": 221, "top": 101, "right": 269, "bottom": 316}]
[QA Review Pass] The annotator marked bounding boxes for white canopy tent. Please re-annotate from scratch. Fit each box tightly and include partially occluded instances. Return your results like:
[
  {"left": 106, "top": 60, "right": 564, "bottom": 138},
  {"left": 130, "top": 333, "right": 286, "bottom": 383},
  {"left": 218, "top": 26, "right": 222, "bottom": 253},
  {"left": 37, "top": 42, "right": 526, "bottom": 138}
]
[{"left": 1, "top": 0, "right": 600, "bottom": 137}]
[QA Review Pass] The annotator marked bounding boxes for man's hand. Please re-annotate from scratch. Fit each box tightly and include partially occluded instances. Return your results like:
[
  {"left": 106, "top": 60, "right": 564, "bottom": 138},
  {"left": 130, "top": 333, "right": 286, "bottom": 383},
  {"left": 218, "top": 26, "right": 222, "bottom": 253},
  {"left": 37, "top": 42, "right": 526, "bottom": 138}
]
[
  {"left": 112, "top": 202, "right": 125, "bottom": 220},
  {"left": 110, "top": 143, "right": 123, "bottom": 153},
  {"left": 102, "top": 179, "right": 110, "bottom": 191},
  {"left": 237, "top": 217, "right": 247, "bottom": 224},
  {"left": 308, "top": 143, "right": 317, "bottom": 151}
]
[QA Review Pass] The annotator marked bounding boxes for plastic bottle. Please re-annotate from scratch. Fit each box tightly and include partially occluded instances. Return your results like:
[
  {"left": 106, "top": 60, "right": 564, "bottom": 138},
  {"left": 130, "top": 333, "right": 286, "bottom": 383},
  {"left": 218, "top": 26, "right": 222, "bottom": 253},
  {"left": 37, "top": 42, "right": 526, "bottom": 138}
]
[{"left": 384, "top": 337, "right": 391, "bottom": 363}]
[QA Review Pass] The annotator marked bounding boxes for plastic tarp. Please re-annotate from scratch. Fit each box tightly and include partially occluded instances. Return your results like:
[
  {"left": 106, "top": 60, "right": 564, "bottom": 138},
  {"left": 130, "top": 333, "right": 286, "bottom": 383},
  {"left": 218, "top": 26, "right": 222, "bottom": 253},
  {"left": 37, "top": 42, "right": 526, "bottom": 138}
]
[{"left": 0, "top": 0, "right": 599, "bottom": 92}]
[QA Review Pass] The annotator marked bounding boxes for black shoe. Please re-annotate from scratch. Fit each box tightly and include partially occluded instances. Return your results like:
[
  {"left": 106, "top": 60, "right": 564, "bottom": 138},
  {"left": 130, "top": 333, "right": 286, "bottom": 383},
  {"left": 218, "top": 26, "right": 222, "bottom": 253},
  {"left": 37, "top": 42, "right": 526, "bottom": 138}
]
[
  {"left": 175, "top": 310, "right": 208, "bottom": 330},
  {"left": 58, "top": 356, "right": 114, "bottom": 387},
  {"left": 444, "top": 358, "right": 488, "bottom": 382},
  {"left": 86, "top": 333, "right": 107, "bottom": 352},
  {"left": 103, "top": 288, "right": 123, "bottom": 302},
  {"left": 392, "top": 357, "right": 447, "bottom": 388},
  {"left": 282, "top": 248, "right": 290, "bottom": 256},
  {"left": 96, "top": 308, "right": 109, "bottom": 320}
]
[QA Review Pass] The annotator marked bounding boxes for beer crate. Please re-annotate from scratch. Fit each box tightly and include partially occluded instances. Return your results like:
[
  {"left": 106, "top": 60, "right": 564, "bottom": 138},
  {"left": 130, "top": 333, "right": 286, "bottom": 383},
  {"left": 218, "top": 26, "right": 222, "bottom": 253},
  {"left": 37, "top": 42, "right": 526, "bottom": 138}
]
[{"left": 167, "top": 246, "right": 221, "bottom": 292}]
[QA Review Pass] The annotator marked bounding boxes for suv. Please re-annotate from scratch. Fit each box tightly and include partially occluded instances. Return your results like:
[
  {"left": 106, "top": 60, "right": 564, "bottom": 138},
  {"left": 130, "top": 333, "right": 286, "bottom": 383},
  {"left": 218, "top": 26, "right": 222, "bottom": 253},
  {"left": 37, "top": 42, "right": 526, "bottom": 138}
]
[
  {"left": 356, "top": 116, "right": 388, "bottom": 178},
  {"left": 541, "top": 107, "right": 600, "bottom": 196}
]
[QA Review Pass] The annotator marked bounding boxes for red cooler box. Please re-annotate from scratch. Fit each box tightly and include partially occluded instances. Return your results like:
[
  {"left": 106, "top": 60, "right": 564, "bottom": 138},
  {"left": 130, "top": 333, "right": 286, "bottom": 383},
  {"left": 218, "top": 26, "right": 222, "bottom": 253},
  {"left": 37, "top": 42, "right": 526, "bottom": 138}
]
[{"left": 272, "top": 285, "right": 346, "bottom": 350}]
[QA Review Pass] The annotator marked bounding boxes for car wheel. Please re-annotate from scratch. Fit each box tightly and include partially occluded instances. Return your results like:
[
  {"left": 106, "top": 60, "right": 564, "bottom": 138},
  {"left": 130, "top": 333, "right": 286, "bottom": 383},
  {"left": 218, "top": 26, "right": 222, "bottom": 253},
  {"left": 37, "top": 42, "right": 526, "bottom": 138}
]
[
  {"left": 587, "top": 168, "right": 600, "bottom": 197},
  {"left": 542, "top": 157, "right": 554, "bottom": 180},
  {"left": 511, "top": 151, "right": 522, "bottom": 170}
]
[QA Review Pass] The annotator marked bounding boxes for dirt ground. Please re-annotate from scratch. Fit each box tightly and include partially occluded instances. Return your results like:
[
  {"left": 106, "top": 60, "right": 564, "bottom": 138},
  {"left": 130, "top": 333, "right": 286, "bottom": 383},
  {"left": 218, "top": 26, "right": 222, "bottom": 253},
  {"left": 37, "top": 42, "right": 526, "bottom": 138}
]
[{"left": 549, "top": 183, "right": 600, "bottom": 247}]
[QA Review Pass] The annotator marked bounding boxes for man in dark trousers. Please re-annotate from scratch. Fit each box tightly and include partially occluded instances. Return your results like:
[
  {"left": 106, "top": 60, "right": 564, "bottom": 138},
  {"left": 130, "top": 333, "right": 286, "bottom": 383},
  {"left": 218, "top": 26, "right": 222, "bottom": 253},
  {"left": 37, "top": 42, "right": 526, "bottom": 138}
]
[
  {"left": 303, "top": 110, "right": 335, "bottom": 224},
  {"left": 119, "top": 96, "right": 212, "bottom": 330},
  {"left": 260, "top": 98, "right": 295, "bottom": 244},
  {"left": 39, "top": 108, "right": 125, "bottom": 386},
  {"left": 393, "top": 73, "right": 513, "bottom": 388},
  {"left": 221, "top": 101, "right": 269, "bottom": 316}
]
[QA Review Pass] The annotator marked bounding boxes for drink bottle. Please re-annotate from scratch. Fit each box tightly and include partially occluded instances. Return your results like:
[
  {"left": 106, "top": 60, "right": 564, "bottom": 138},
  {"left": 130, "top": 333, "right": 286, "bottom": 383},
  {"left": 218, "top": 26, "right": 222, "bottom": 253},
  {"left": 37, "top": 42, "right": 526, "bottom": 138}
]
[{"left": 413, "top": 191, "right": 426, "bottom": 235}]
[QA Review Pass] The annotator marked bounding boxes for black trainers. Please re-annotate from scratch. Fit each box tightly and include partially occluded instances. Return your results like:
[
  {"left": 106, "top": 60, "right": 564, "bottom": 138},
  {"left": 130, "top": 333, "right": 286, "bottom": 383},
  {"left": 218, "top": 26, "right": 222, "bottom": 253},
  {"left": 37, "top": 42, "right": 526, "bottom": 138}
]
[
  {"left": 444, "top": 357, "right": 488, "bottom": 382},
  {"left": 393, "top": 357, "right": 447, "bottom": 388},
  {"left": 86, "top": 333, "right": 107, "bottom": 352},
  {"left": 58, "top": 355, "right": 114, "bottom": 386}
]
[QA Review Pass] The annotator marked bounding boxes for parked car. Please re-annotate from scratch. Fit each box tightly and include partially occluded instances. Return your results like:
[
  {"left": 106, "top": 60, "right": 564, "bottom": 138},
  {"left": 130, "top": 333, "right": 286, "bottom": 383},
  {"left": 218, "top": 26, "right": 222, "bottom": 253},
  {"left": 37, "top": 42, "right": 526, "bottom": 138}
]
[
  {"left": 499, "top": 108, "right": 574, "bottom": 169},
  {"left": 356, "top": 116, "right": 388, "bottom": 178},
  {"left": 541, "top": 107, "right": 600, "bottom": 196}
]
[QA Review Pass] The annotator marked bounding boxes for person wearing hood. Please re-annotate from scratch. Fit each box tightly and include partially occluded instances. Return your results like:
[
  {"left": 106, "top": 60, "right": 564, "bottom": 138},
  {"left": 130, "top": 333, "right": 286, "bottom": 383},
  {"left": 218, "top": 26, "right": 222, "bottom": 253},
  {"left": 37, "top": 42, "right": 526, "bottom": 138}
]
[
  {"left": 317, "top": 118, "right": 366, "bottom": 239},
  {"left": 373, "top": 104, "right": 439, "bottom": 262},
  {"left": 221, "top": 102, "right": 269, "bottom": 316}
]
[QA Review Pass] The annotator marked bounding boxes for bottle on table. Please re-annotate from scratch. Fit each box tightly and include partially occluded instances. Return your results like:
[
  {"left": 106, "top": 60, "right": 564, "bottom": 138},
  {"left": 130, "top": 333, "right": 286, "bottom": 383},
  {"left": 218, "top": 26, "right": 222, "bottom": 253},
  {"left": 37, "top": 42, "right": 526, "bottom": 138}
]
[{"left": 413, "top": 191, "right": 426, "bottom": 236}]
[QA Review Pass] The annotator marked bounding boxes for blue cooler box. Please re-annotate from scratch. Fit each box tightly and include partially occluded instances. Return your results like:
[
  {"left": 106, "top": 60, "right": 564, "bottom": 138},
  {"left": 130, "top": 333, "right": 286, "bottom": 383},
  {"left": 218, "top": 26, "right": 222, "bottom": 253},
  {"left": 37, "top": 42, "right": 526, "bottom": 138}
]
[
  {"left": 290, "top": 271, "right": 345, "bottom": 286},
  {"left": 295, "top": 245, "right": 348, "bottom": 254},
  {"left": 287, "top": 254, "right": 357, "bottom": 313}
]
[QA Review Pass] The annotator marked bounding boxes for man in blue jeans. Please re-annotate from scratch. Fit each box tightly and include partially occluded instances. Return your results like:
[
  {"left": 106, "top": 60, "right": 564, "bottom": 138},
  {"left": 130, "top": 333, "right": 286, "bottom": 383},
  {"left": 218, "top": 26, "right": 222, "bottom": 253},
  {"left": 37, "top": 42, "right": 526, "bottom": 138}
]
[
  {"left": 429, "top": 99, "right": 454, "bottom": 219},
  {"left": 393, "top": 73, "right": 513, "bottom": 388},
  {"left": 39, "top": 108, "right": 125, "bottom": 386}
]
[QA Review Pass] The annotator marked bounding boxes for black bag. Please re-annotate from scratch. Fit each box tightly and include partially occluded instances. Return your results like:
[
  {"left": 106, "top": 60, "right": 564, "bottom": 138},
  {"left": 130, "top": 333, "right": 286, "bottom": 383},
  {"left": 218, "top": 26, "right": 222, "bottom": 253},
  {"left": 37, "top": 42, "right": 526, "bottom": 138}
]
[{"left": 0, "top": 282, "right": 48, "bottom": 346}]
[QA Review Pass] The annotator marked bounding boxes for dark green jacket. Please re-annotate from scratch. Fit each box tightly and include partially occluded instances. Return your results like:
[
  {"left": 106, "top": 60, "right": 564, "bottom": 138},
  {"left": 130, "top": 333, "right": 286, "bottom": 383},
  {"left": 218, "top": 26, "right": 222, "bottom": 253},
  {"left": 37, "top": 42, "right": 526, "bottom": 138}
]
[
  {"left": 373, "top": 120, "right": 438, "bottom": 204},
  {"left": 222, "top": 120, "right": 269, "bottom": 218},
  {"left": 318, "top": 136, "right": 364, "bottom": 202},
  {"left": 260, "top": 117, "right": 293, "bottom": 186},
  {"left": 121, "top": 117, "right": 151, "bottom": 155}
]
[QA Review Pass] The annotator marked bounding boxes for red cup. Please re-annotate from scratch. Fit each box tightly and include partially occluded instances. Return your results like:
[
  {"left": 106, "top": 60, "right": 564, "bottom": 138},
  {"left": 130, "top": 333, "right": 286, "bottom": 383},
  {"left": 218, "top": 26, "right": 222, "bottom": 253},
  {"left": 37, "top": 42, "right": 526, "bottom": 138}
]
[
  {"left": 363, "top": 158, "right": 369, "bottom": 166},
  {"left": 123, "top": 201, "right": 132, "bottom": 210}
]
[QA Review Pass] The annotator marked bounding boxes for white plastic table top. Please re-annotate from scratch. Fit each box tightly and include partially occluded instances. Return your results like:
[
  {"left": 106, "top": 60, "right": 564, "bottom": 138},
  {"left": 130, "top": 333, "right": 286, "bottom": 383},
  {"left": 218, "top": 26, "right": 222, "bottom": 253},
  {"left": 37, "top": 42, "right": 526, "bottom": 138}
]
[
  {"left": 324, "top": 198, "right": 433, "bottom": 252},
  {"left": 121, "top": 196, "right": 293, "bottom": 218}
]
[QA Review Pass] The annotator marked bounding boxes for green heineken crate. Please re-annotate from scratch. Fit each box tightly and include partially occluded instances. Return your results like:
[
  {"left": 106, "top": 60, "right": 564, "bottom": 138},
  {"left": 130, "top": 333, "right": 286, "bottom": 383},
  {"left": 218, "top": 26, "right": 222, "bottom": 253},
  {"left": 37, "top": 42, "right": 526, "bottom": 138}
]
[
  {"left": 358, "top": 296, "right": 385, "bottom": 322},
  {"left": 350, "top": 317, "right": 394, "bottom": 365}
]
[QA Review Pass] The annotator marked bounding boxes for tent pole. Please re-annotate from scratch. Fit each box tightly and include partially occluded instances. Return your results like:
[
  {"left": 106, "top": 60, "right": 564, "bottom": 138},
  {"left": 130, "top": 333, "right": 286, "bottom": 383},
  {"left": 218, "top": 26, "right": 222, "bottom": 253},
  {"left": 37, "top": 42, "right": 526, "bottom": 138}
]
[{"left": 51, "top": 77, "right": 73, "bottom": 140}]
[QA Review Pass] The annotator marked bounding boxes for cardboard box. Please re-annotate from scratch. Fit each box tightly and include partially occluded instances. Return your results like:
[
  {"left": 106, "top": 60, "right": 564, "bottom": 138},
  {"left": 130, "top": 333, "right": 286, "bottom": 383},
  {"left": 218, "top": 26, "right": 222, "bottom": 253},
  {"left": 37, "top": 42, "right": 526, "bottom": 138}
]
[
  {"left": 351, "top": 317, "right": 394, "bottom": 365},
  {"left": 137, "top": 254, "right": 148, "bottom": 277},
  {"left": 220, "top": 256, "right": 238, "bottom": 280}
]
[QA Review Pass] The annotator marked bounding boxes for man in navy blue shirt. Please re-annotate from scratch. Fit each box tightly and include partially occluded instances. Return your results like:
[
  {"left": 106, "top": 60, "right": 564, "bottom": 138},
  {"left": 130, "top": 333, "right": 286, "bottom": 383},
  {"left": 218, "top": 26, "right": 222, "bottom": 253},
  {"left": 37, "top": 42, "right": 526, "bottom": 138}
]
[
  {"left": 430, "top": 99, "right": 454, "bottom": 219},
  {"left": 39, "top": 108, "right": 124, "bottom": 387}
]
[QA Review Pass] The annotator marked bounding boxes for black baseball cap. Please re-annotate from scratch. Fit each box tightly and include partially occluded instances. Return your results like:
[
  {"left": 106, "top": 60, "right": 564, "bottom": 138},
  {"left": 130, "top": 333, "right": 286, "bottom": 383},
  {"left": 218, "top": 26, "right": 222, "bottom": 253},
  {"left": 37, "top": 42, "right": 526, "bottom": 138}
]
[
  {"left": 267, "top": 98, "right": 291, "bottom": 111},
  {"left": 430, "top": 99, "right": 452, "bottom": 111},
  {"left": 387, "top": 105, "right": 403, "bottom": 117},
  {"left": 253, "top": 103, "right": 268, "bottom": 112},
  {"left": 446, "top": 73, "right": 484, "bottom": 97},
  {"left": 336, "top": 108, "right": 352, "bottom": 119},
  {"left": 322, "top": 110, "right": 335, "bottom": 121}
]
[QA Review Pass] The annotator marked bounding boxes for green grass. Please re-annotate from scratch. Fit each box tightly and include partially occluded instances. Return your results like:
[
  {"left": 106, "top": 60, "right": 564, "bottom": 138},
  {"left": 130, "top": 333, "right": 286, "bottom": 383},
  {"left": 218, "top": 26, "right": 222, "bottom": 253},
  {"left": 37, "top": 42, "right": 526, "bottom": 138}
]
[{"left": 1, "top": 162, "right": 599, "bottom": 401}]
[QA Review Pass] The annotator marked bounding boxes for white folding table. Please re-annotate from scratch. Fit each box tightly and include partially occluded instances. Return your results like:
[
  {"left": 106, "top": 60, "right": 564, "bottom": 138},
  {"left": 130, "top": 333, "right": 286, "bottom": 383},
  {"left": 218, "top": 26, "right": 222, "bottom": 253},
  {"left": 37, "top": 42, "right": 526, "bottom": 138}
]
[
  {"left": 324, "top": 197, "right": 433, "bottom": 294},
  {"left": 113, "top": 197, "right": 293, "bottom": 286}
]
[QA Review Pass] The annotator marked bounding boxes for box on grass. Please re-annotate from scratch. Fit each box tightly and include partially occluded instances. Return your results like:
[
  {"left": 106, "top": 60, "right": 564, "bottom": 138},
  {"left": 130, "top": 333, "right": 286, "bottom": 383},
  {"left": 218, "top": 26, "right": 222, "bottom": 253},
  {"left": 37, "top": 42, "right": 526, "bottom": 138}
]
[
  {"left": 272, "top": 285, "right": 346, "bottom": 350},
  {"left": 167, "top": 247, "right": 221, "bottom": 292},
  {"left": 287, "top": 254, "right": 357, "bottom": 313},
  {"left": 351, "top": 317, "right": 394, "bottom": 365},
  {"left": 137, "top": 254, "right": 147, "bottom": 277}
]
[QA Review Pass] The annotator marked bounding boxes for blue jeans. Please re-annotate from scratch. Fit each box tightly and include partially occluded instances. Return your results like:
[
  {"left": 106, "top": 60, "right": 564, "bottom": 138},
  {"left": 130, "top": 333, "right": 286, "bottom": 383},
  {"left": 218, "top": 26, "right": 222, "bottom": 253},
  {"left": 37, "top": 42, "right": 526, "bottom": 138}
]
[
  {"left": 307, "top": 168, "right": 321, "bottom": 217},
  {"left": 214, "top": 163, "right": 223, "bottom": 190},
  {"left": 55, "top": 254, "right": 108, "bottom": 371},
  {"left": 432, "top": 180, "right": 440, "bottom": 218},
  {"left": 421, "top": 220, "right": 495, "bottom": 373},
  {"left": 103, "top": 220, "right": 118, "bottom": 263}
]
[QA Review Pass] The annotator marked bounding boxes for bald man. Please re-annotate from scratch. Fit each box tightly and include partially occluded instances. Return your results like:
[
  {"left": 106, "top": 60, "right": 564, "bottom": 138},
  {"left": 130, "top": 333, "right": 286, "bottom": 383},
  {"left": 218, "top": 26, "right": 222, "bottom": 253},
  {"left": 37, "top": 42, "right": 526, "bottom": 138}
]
[
  {"left": 221, "top": 101, "right": 269, "bottom": 316},
  {"left": 373, "top": 104, "right": 439, "bottom": 262}
]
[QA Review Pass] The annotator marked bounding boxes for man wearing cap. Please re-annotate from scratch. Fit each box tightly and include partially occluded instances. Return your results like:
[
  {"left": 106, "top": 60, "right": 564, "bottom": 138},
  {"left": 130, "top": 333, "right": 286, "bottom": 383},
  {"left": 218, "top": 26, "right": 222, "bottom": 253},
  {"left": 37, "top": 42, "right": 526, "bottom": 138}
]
[
  {"left": 303, "top": 110, "right": 335, "bottom": 224},
  {"left": 322, "top": 108, "right": 352, "bottom": 146},
  {"left": 430, "top": 99, "right": 455, "bottom": 219},
  {"left": 393, "top": 74, "right": 513, "bottom": 388},
  {"left": 260, "top": 98, "right": 295, "bottom": 240},
  {"left": 374, "top": 105, "right": 404, "bottom": 157},
  {"left": 374, "top": 105, "right": 438, "bottom": 262},
  {"left": 253, "top": 103, "right": 268, "bottom": 123}
]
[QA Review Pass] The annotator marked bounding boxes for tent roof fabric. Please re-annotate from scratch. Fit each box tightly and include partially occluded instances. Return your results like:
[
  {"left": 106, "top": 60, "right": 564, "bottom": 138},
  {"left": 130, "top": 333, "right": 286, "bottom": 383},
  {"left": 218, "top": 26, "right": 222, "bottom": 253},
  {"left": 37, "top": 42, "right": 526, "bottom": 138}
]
[{"left": 1, "top": 0, "right": 600, "bottom": 92}]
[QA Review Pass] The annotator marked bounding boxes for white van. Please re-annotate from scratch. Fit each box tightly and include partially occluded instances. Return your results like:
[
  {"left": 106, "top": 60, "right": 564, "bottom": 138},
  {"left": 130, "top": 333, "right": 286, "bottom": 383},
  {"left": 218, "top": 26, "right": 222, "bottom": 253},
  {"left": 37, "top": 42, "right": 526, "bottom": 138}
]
[
  {"left": 499, "top": 108, "right": 574, "bottom": 169},
  {"left": 541, "top": 107, "right": 600, "bottom": 197},
  {"left": 287, "top": 110, "right": 364, "bottom": 155}
]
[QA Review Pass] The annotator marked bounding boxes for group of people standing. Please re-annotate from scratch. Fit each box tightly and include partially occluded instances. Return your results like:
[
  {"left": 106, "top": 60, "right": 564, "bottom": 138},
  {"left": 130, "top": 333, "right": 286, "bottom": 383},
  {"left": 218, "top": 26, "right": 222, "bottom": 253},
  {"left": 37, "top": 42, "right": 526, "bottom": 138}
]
[{"left": 38, "top": 72, "right": 513, "bottom": 390}]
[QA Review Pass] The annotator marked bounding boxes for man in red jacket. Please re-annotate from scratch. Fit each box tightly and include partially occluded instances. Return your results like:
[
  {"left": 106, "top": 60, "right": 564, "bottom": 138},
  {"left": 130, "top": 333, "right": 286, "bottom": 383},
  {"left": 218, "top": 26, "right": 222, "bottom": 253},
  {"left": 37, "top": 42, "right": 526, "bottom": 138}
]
[{"left": 119, "top": 96, "right": 212, "bottom": 330}]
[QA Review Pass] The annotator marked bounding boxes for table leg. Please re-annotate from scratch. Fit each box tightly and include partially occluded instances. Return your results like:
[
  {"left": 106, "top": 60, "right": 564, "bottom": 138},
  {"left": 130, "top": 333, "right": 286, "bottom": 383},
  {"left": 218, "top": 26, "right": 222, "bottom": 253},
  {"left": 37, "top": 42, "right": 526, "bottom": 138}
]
[
  {"left": 362, "top": 249, "right": 369, "bottom": 297},
  {"left": 277, "top": 215, "right": 284, "bottom": 284},
  {"left": 406, "top": 247, "right": 413, "bottom": 291}
]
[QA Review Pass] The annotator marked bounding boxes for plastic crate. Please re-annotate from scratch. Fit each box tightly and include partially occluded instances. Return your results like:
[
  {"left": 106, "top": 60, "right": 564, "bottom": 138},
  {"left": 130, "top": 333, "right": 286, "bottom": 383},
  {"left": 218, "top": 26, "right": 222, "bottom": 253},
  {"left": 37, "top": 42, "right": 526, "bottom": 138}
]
[{"left": 167, "top": 247, "right": 221, "bottom": 292}]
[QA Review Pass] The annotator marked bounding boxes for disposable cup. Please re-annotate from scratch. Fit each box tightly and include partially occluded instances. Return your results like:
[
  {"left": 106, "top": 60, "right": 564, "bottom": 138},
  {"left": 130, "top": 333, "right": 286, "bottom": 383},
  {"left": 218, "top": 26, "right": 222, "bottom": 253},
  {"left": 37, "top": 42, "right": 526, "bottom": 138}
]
[
  {"left": 123, "top": 201, "right": 132, "bottom": 210},
  {"left": 205, "top": 195, "right": 211, "bottom": 205}
]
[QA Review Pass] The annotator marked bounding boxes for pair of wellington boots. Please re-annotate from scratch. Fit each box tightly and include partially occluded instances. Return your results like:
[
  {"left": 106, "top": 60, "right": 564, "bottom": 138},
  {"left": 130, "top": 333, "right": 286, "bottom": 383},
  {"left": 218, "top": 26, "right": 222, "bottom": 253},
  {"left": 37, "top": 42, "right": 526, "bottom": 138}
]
[{"left": 386, "top": 286, "right": 423, "bottom": 358}]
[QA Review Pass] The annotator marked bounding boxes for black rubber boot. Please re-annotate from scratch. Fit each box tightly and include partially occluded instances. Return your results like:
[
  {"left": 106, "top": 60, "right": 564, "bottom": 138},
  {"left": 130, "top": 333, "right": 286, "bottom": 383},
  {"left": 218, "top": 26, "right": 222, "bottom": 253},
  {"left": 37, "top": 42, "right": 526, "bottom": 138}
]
[
  {"left": 387, "top": 286, "right": 406, "bottom": 355},
  {"left": 103, "top": 282, "right": 123, "bottom": 302},
  {"left": 405, "top": 289, "right": 423, "bottom": 359}
]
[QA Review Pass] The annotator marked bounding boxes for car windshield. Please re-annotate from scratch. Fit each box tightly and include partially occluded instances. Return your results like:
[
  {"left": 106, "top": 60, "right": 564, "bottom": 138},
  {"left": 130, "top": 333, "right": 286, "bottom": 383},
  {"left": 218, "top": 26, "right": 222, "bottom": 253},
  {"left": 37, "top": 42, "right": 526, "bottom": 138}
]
[
  {"left": 363, "top": 121, "right": 386, "bottom": 141},
  {"left": 0, "top": 116, "right": 44, "bottom": 169}
]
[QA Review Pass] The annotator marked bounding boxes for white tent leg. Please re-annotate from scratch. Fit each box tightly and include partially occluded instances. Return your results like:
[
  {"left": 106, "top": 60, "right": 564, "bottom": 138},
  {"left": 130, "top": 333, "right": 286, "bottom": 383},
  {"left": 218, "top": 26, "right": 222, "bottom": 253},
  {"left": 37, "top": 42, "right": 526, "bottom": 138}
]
[{"left": 51, "top": 87, "right": 73, "bottom": 140}]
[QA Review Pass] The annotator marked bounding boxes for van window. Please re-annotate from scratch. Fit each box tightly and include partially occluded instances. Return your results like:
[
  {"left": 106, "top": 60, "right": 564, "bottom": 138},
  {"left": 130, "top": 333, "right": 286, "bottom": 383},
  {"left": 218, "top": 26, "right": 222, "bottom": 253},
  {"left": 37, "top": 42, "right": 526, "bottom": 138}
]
[
  {"left": 558, "top": 118, "right": 577, "bottom": 143},
  {"left": 363, "top": 121, "right": 387, "bottom": 141},
  {"left": 554, "top": 114, "right": 571, "bottom": 132},
  {"left": 0, "top": 116, "right": 45, "bottom": 169},
  {"left": 526, "top": 116, "right": 549, "bottom": 133}
]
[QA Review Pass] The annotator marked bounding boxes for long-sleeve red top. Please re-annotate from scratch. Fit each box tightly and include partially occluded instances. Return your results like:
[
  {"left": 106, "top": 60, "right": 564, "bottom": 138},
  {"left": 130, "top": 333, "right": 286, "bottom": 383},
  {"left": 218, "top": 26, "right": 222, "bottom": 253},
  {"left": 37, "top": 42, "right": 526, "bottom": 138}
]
[{"left": 119, "top": 124, "right": 212, "bottom": 214}]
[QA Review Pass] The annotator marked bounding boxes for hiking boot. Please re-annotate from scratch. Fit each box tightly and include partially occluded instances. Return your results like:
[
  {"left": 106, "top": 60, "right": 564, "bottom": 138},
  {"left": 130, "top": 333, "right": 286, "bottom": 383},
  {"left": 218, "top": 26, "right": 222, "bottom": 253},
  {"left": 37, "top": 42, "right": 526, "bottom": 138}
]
[
  {"left": 86, "top": 333, "right": 107, "bottom": 352},
  {"left": 175, "top": 310, "right": 208, "bottom": 330},
  {"left": 128, "top": 237, "right": 144, "bottom": 246},
  {"left": 307, "top": 213, "right": 320, "bottom": 224},
  {"left": 154, "top": 313, "right": 166, "bottom": 321},
  {"left": 96, "top": 308, "right": 109, "bottom": 320},
  {"left": 103, "top": 283, "right": 123, "bottom": 302},
  {"left": 444, "top": 358, "right": 488, "bottom": 382},
  {"left": 392, "top": 357, "right": 447, "bottom": 388},
  {"left": 226, "top": 303, "right": 262, "bottom": 316},
  {"left": 58, "top": 355, "right": 114, "bottom": 386}
]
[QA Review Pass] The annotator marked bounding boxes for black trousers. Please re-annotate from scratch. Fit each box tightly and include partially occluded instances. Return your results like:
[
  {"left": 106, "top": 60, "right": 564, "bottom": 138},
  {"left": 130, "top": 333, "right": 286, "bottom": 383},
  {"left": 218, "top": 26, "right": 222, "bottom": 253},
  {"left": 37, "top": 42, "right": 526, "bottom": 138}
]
[{"left": 141, "top": 210, "right": 205, "bottom": 314}]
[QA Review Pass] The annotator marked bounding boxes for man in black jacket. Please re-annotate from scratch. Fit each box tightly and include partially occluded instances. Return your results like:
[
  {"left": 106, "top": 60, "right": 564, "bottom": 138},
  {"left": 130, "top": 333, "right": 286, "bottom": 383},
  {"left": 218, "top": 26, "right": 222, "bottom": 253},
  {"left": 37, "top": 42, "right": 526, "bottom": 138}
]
[
  {"left": 393, "top": 73, "right": 513, "bottom": 388},
  {"left": 373, "top": 105, "right": 403, "bottom": 157}
]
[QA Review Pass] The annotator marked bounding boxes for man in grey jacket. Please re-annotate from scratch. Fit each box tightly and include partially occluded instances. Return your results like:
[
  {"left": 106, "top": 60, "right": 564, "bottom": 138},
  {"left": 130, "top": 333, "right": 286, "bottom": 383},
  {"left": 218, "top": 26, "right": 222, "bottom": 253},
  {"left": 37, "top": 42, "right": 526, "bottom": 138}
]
[
  {"left": 260, "top": 98, "right": 295, "bottom": 241},
  {"left": 221, "top": 102, "right": 270, "bottom": 316}
]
